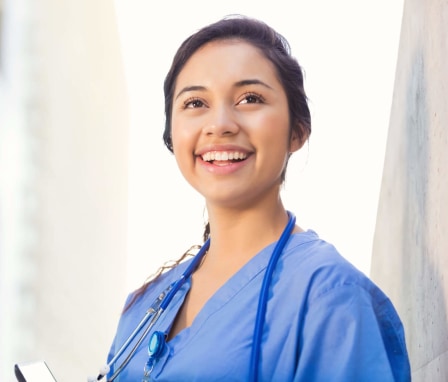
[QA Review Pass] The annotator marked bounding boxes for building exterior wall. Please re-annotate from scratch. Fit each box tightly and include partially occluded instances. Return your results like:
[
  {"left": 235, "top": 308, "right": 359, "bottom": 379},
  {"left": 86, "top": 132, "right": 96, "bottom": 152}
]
[
  {"left": 0, "top": 1, "right": 129, "bottom": 381},
  {"left": 371, "top": 0, "right": 448, "bottom": 380}
]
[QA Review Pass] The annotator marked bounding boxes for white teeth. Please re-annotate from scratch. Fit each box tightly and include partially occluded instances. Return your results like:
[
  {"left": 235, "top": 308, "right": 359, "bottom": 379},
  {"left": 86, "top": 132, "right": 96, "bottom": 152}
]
[{"left": 201, "top": 151, "right": 247, "bottom": 162}]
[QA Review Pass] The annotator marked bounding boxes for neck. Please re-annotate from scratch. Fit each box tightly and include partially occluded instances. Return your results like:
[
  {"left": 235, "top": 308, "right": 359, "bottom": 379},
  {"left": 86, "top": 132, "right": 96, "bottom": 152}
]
[{"left": 204, "top": 202, "right": 292, "bottom": 266}]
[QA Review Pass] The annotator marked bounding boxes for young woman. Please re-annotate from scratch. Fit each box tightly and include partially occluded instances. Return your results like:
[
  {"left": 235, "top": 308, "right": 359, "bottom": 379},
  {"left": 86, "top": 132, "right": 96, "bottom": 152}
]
[{"left": 96, "top": 15, "right": 410, "bottom": 382}]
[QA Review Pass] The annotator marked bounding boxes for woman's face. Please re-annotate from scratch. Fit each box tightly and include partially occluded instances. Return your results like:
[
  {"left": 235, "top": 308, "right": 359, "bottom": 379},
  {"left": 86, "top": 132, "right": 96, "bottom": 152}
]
[{"left": 171, "top": 39, "right": 302, "bottom": 209}]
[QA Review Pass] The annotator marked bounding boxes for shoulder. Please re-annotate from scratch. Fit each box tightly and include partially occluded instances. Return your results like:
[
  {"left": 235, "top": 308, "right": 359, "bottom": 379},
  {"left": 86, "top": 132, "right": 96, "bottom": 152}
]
[
  {"left": 281, "top": 231, "right": 408, "bottom": 356},
  {"left": 282, "top": 232, "right": 410, "bottom": 380},
  {"left": 279, "top": 230, "right": 391, "bottom": 310}
]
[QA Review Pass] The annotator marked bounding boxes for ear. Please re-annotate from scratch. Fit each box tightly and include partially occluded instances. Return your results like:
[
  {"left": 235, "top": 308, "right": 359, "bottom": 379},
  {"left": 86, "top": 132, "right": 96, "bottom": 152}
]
[{"left": 288, "top": 126, "right": 307, "bottom": 153}]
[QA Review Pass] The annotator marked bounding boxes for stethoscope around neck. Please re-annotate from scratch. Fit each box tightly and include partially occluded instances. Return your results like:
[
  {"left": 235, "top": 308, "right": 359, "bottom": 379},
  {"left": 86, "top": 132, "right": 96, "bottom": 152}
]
[{"left": 89, "top": 211, "right": 296, "bottom": 382}]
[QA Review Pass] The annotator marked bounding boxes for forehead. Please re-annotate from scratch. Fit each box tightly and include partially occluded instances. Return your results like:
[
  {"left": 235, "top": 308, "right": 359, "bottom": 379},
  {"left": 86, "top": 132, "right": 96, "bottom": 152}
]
[{"left": 175, "top": 39, "right": 279, "bottom": 87}]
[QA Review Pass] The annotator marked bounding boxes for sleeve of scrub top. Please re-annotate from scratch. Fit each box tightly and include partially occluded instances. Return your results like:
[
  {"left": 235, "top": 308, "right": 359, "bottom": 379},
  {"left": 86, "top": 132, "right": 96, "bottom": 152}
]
[{"left": 294, "top": 284, "right": 411, "bottom": 382}]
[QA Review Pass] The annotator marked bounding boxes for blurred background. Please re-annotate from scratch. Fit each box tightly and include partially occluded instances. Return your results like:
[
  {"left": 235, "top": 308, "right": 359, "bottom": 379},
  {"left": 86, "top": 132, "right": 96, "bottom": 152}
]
[{"left": 0, "top": 1, "right": 404, "bottom": 381}]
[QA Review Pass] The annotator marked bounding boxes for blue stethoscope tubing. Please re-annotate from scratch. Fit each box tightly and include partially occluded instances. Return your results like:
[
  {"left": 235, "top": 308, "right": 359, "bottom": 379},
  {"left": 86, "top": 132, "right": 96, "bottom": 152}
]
[
  {"left": 249, "top": 211, "right": 296, "bottom": 381},
  {"left": 100, "top": 211, "right": 296, "bottom": 382}
]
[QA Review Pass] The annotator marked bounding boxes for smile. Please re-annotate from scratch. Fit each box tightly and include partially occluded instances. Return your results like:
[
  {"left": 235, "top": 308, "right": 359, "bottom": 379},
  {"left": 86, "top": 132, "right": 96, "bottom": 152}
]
[{"left": 201, "top": 151, "right": 248, "bottom": 163}]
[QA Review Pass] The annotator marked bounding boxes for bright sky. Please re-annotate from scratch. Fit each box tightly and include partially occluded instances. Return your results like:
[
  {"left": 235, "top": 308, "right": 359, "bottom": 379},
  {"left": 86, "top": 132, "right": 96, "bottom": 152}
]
[{"left": 113, "top": 1, "right": 404, "bottom": 289}]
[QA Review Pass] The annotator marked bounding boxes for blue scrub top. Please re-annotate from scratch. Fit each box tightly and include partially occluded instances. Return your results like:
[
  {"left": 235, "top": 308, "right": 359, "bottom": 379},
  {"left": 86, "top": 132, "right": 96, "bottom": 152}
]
[{"left": 107, "top": 230, "right": 410, "bottom": 381}]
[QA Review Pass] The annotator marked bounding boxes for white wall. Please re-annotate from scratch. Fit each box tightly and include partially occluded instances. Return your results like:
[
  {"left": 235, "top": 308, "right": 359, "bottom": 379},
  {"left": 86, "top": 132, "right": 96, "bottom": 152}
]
[
  {"left": 0, "top": 1, "right": 129, "bottom": 381},
  {"left": 371, "top": 0, "right": 448, "bottom": 380}
]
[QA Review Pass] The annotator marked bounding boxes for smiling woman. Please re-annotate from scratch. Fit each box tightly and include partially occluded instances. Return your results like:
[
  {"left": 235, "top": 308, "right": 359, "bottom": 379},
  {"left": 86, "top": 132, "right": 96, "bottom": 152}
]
[{"left": 92, "top": 15, "right": 410, "bottom": 382}]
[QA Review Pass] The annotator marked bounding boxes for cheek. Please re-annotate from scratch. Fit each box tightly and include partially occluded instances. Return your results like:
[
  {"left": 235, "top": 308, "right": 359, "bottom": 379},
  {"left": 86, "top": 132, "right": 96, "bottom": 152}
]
[
  {"left": 171, "top": 112, "right": 199, "bottom": 146},
  {"left": 255, "top": 112, "right": 291, "bottom": 147},
  {"left": 171, "top": 119, "right": 189, "bottom": 152},
  {"left": 171, "top": 122, "right": 196, "bottom": 172}
]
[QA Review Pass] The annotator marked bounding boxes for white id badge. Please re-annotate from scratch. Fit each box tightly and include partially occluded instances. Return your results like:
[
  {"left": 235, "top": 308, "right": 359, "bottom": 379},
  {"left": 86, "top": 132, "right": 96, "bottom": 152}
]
[{"left": 14, "top": 361, "right": 57, "bottom": 382}]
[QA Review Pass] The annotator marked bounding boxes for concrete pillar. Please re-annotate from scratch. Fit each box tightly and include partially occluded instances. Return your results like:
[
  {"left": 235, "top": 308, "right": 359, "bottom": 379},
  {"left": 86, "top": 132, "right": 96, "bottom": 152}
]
[
  {"left": 371, "top": 0, "right": 448, "bottom": 381},
  {"left": 0, "top": 1, "right": 129, "bottom": 381}
]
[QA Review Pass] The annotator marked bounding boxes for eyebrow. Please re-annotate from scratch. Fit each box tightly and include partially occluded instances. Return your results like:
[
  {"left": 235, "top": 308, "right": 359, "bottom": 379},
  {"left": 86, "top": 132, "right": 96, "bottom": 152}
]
[
  {"left": 175, "top": 85, "right": 206, "bottom": 100},
  {"left": 234, "top": 79, "right": 273, "bottom": 90},
  {"left": 174, "top": 79, "right": 273, "bottom": 100}
]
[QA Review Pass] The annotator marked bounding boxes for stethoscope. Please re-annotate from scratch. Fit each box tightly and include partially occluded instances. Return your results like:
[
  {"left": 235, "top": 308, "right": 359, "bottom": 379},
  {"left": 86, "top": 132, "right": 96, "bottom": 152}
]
[{"left": 89, "top": 211, "right": 296, "bottom": 382}]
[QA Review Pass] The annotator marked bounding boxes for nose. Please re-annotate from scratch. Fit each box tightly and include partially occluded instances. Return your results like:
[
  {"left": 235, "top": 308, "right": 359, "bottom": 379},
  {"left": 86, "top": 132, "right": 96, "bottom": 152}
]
[{"left": 202, "top": 104, "right": 239, "bottom": 136}]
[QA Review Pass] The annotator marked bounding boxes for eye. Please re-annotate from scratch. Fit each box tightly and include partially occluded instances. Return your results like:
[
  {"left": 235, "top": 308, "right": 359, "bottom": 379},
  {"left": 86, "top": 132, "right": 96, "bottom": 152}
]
[
  {"left": 238, "top": 92, "right": 265, "bottom": 105},
  {"left": 183, "top": 97, "right": 206, "bottom": 109}
]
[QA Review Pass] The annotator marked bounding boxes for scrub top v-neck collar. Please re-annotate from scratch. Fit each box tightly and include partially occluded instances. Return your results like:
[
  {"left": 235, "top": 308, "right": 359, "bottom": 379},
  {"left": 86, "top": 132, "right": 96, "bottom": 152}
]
[{"left": 148, "top": 231, "right": 315, "bottom": 377}]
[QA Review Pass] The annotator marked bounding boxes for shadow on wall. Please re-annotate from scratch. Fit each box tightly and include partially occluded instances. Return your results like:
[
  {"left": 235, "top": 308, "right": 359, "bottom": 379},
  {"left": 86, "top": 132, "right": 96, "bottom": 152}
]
[{"left": 401, "top": 47, "right": 448, "bottom": 379}]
